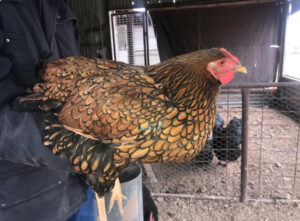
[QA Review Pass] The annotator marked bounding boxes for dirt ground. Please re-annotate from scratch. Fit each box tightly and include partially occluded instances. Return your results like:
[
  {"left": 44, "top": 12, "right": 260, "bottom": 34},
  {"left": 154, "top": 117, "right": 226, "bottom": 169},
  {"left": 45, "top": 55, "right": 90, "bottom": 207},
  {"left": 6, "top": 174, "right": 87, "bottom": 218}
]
[
  {"left": 153, "top": 198, "right": 300, "bottom": 221},
  {"left": 142, "top": 106, "right": 300, "bottom": 221}
]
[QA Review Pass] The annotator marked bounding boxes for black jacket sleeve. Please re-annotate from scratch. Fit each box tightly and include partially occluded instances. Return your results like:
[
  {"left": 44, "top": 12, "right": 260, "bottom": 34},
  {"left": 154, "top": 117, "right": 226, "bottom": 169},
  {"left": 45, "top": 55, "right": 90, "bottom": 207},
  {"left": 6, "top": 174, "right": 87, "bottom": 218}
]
[
  {"left": 0, "top": 105, "right": 75, "bottom": 172},
  {"left": 0, "top": 56, "right": 74, "bottom": 172}
]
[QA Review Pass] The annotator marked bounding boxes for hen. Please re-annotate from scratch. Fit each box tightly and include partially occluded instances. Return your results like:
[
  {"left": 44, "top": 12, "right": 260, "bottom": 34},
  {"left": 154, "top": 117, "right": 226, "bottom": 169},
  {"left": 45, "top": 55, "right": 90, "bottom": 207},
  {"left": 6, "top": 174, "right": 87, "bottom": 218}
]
[
  {"left": 194, "top": 115, "right": 242, "bottom": 167},
  {"left": 213, "top": 116, "right": 242, "bottom": 162},
  {"left": 19, "top": 48, "right": 246, "bottom": 220}
]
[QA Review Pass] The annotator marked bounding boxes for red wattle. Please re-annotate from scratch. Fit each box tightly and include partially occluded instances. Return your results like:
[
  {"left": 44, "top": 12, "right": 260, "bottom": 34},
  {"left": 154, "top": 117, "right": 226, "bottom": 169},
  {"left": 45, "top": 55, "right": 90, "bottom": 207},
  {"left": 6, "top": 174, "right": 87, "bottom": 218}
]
[{"left": 218, "top": 71, "right": 234, "bottom": 85}]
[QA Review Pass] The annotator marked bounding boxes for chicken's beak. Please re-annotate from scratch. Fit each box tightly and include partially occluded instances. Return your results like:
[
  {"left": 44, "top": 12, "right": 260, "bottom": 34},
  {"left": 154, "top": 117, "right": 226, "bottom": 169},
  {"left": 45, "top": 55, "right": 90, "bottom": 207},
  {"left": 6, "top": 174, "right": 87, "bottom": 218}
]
[{"left": 235, "top": 64, "right": 247, "bottom": 74}]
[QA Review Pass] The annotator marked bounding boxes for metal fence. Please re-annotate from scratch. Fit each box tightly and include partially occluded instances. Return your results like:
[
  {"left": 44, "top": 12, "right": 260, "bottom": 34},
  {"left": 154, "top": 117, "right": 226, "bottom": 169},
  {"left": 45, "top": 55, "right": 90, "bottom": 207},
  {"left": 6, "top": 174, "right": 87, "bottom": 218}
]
[
  {"left": 109, "top": 10, "right": 160, "bottom": 66},
  {"left": 142, "top": 82, "right": 300, "bottom": 204}
]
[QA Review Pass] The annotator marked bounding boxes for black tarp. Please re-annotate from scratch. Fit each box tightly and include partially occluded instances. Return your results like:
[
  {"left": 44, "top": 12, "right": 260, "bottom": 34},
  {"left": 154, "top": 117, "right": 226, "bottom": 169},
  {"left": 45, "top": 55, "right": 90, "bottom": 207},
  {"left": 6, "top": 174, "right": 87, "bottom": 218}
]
[{"left": 150, "top": 2, "right": 283, "bottom": 83}]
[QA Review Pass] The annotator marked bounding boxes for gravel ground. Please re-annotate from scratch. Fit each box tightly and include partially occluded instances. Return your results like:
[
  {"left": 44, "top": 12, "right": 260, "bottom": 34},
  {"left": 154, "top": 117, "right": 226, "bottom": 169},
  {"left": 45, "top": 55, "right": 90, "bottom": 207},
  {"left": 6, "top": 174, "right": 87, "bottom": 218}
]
[{"left": 153, "top": 198, "right": 300, "bottom": 221}]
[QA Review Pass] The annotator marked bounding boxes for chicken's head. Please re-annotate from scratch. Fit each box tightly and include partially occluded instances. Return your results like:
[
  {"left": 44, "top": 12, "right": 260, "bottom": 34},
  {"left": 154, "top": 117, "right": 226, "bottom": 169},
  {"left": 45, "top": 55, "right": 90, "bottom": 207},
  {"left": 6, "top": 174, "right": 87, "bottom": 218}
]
[{"left": 206, "top": 48, "right": 247, "bottom": 85}]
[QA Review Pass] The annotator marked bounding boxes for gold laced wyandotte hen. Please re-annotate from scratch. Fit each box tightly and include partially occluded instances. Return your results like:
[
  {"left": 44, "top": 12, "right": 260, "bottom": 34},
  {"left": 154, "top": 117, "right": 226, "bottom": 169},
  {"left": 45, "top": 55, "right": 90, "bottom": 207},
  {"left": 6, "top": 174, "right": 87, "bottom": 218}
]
[{"left": 19, "top": 48, "right": 246, "bottom": 221}]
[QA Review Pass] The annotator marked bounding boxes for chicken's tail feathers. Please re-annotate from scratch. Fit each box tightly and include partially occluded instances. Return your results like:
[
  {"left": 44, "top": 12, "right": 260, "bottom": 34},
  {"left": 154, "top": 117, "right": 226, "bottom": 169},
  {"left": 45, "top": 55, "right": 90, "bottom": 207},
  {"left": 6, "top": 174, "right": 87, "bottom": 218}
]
[{"left": 35, "top": 51, "right": 53, "bottom": 74}]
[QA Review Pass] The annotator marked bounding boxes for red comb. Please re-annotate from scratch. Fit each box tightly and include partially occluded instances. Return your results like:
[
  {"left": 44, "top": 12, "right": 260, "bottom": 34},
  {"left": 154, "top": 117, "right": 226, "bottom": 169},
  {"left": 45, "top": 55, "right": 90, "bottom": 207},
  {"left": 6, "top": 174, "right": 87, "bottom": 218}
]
[{"left": 220, "top": 48, "right": 240, "bottom": 64}]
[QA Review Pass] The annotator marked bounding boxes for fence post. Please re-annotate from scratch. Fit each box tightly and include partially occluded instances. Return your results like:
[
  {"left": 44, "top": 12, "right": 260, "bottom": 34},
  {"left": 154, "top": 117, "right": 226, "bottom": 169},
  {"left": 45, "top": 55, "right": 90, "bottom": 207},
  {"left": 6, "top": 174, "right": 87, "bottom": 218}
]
[
  {"left": 143, "top": 11, "right": 150, "bottom": 66},
  {"left": 240, "top": 88, "right": 249, "bottom": 203}
]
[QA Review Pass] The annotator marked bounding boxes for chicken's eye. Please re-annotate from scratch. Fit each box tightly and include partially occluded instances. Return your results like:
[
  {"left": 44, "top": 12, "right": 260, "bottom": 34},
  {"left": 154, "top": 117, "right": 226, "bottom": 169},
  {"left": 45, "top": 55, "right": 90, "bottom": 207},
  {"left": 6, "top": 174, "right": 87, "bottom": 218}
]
[{"left": 220, "top": 61, "right": 225, "bottom": 65}]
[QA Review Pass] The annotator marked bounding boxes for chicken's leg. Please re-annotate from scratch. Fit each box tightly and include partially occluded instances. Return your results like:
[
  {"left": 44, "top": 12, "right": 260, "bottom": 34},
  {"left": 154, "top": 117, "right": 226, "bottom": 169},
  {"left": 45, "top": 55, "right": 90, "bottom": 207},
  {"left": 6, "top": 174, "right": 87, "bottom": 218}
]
[
  {"left": 108, "top": 178, "right": 127, "bottom": 216},
  {"left": 96, "top": 178, "right": 127, "bottom": 221},
  {"left": 96, "top": 195, "right": 107, "bottom": 221}
]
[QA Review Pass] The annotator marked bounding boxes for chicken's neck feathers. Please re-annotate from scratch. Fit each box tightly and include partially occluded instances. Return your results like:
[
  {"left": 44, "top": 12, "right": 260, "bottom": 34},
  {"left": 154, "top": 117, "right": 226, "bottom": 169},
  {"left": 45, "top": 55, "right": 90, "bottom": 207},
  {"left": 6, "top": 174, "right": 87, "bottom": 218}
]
[{"left": 147, "top": 64, "right": 220, "bottom": 110}]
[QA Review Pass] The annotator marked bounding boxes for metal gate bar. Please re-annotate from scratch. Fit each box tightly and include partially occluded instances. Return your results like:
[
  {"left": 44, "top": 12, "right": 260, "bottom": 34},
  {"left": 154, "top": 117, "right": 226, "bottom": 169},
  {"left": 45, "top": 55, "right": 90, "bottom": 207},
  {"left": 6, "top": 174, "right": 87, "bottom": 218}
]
[
  {"left": 240, "top": 88, "right": 249, "bottom": 202},
  {"left": 151, "top": 192, "right": 300, "bottom": 204}
]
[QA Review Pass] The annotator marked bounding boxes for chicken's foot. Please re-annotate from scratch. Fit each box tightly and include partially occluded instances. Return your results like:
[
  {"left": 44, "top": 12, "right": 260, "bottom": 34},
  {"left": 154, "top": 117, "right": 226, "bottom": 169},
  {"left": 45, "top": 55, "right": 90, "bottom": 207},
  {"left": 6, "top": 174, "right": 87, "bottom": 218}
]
[
  {"left": 96, "top": 178, "right": 127, "bottom": 221},
  {"left": 108, "top": 178, "right": 127, "bottom": 216}
]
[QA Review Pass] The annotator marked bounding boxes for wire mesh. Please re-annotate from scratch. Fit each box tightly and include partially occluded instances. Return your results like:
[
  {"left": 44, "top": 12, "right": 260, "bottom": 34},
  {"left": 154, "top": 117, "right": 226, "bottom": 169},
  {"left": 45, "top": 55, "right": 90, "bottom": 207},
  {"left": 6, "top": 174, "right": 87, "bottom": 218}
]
[
  {"left": 247, "top": 85, "right": 300, "bottom": 201},
  {"left": 142, "top": 83, "right": 300, "bottom": 203},
  {"left": 110, "top": 11, "right": 160, "bottom": 65}
]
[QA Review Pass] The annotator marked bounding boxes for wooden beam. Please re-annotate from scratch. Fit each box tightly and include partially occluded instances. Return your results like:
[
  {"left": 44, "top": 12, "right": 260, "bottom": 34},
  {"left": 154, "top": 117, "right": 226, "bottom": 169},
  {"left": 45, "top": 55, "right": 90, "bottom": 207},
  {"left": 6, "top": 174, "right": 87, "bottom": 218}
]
[
  {"left": 143, "top": 163, "right": 159, "bottom": 187},
  {"left": 277, "top": 1, "right": 290, "bottom": 81}
]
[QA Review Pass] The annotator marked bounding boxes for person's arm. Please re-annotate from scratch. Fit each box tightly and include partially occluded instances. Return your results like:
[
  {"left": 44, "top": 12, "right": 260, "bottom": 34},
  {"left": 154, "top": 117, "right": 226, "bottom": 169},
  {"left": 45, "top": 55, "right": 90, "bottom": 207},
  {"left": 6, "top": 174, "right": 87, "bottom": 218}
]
[{"left": 0, "top": 55, "right": 74, "bottom": 172}]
